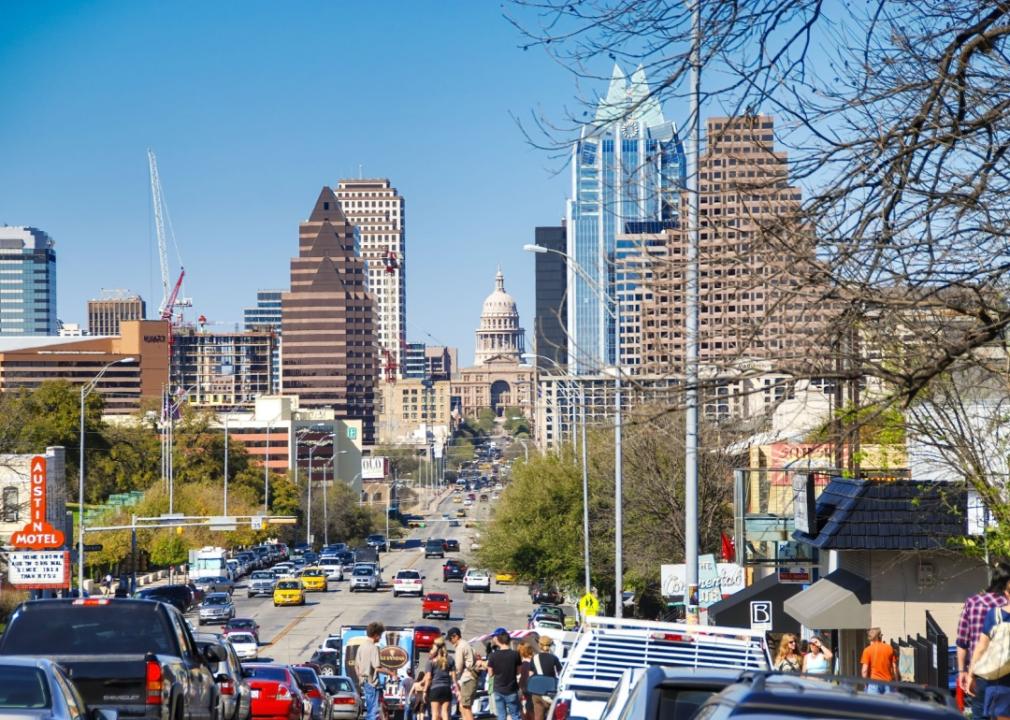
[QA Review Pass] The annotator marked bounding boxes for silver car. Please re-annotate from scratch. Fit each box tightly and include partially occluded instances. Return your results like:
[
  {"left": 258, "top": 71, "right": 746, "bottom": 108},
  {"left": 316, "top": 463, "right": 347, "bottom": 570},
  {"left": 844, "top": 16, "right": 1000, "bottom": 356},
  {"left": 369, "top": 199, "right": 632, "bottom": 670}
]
[
  {"left": 0, "top": 656, "right": 116, "bottom": 720},
  {"left": 198, "top": 592, "right": 236, "bottom": 625},
  {"left": 349, "top": 565, "right": 378, "bottom": 592},
  {"left": 195, "top": 575, "right": 234, "bottom": 595},
  {"left": 247, "top": 569, "right": 277, "bottom": 598},
  {"left": 320, "top": 675, "right": 361, "bottom": 720},
  {"left": 195, "top": 633, "right": 253, "bottom": 720}
]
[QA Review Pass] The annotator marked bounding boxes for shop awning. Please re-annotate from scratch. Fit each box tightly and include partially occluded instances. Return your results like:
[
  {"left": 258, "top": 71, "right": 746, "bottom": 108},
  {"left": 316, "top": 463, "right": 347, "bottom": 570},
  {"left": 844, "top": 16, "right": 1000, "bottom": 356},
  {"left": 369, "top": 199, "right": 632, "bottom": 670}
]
[
  {"left": 707, "top": 573, "right": 804, "bottom": 634},
  {"left": 784, "top": 569, "right": 870, "bottom": 630}
]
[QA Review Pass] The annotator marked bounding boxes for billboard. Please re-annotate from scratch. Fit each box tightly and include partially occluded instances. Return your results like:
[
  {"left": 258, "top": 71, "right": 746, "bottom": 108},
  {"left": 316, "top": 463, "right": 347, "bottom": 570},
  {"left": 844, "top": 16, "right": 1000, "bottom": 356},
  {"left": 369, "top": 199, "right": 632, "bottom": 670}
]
[
  {"left": 8, "top": 550, "right": 70, "bottom": 589},
  {"left": 361, "top": 456, "right": 388, "bottom": 480}
]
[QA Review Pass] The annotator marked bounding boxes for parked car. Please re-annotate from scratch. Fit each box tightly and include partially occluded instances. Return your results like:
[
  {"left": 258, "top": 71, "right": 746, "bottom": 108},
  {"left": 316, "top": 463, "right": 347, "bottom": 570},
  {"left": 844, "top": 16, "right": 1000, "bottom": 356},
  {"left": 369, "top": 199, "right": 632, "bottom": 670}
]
[
  {"left": 365, "top": 534, "right": 388, "bottom": 552},
  {"left": 421, "top": 592, "right": 452, "bottom": 619},
  {"left": 0, "top": 656, "right": 117, "bottom": 720},
  {"left": 349, "top": 564, "right": 379, "bottom": 592},
  {"left": 195, "top": 575, "right": 235, "bottom": 596},
  {"left": 134, "top": 583, "right": 196, "bottom": 613},
  {"left": 194, "top": 632, "right": 253, "bottom": 720},
  {"left": 444, "top": 538, "right": 460, "bottom": 552},
  {"left": 247, "top": 570, "right": 277, "bottom": 598},
  {"left": 291, "top": 666, "right": 330, "bottom": 720},
  {"left": 273, "top": 579, "right": 306, "bottom": 607},
  {"left": 199, "top": 592, "right": 236, "bottom": 626},
  {"left": 393, "top": 570, "right": 425, "bottom": 597},
  {"left": 424, "top": 538, "right": 445, "bottom": 559},
  {"left": 0, "top": 598, "right": 225, "bottom": 720},
  {"left": 463, "top": 569, "right": 491, "bottom": 593},
  {"left": 320, "top": 675, "right": 361, "bottom": 720},
  {"left": 225, "top": 618, "right": 261, "bottom": 644},
  {"left": 244, "top": 664, "right": 307, "bottom": 720},
  {"left": 443, "top": 559, "right": 467, "bottom": 582}
]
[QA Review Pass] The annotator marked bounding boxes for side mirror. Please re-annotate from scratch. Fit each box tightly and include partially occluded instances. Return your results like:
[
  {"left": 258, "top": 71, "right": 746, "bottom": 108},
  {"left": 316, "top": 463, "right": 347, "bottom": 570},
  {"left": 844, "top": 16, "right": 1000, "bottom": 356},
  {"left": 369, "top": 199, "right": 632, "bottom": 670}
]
[
  {"left": 526, "top": 675, "right": 557, "bottom": 698},
  {"left": 204, "top": 644, "right": 227, "bottom": 663}
]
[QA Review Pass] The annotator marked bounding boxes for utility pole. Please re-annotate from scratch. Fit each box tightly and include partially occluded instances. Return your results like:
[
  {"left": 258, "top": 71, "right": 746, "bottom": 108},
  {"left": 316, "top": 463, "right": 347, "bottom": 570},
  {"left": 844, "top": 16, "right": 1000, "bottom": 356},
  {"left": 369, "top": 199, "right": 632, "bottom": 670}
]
[{"left": 223, "top": 416, "right": 229, "bottom": 515}]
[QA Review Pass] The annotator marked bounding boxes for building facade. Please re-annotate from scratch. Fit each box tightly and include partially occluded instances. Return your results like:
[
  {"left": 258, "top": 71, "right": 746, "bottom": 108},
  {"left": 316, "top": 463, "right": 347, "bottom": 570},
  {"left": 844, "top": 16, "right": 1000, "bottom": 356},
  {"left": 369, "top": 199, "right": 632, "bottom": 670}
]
[
  {"left": 88, "top": 291, "right": 146, "bottom": 336},
  {"left": 403, "top": 342, "right": 427, "bottom": 380},
  {"left": 425, "top": 346, "right": 456, "bottom": 381},
  {"left": 281, "top": 187, "right": 379, "bottom": 444},
  {"left": 0, "top": 447, "right": 67, "bottom": 546},
  {"left": 0, "top": 226, "right": 57, "bottom": 336},
  {"left": 171, "top": 327, "right": 276, "bottom": 410},
  {"left": 378, "top": 378, "right": 453, "bottom": 444},
  {"left": 334, "top": 179, "right": 406, "bottom": 379},
  {"left": 243, "top": 289, "right": 283, "bottom": 392},
  {"left": 451, "top": 269, "right": 534, "bottom": 419},
  {"left": 0, "top": 320, "right": 170, "bottom": 415},
  {"left": 566, "top": 65, "right": 686, "bottom": 373},
  {"left": 533, "top": 225, "right": 568, "bottom": 374}
]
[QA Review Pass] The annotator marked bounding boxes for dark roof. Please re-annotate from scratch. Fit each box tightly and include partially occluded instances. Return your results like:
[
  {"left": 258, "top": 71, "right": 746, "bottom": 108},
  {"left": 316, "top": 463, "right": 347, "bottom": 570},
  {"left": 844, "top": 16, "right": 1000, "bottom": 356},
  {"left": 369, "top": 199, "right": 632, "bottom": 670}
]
[
  {"left": 793, "top": 478, "right": 966, "bottom": 550},
  {"left": 707, "top": 573, "right": 804, "bottom": 634}
]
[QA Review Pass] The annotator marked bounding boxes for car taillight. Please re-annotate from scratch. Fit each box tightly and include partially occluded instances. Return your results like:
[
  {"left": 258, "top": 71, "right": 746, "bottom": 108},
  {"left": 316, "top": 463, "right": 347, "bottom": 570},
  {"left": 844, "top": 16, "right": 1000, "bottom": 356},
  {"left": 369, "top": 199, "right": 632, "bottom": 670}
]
[
  {"left": 307, "top": 688, "right": 322, "bottom": 699},
  {"left": 219, "top": 681, "right": 234, "bottom": 696},
  {"left": 276, "top": 685, "right": 291, "bottom": 699},
  {"left": 552, "top": 699, "right": 570, "bottom": 720},
  {"left": 73, "top": 598, "right": 110, "bottom": 606},
  {"left": 145, "top": 660, "right": 163, "bottom": 705},
  {"left": 333, "top": 697, "right": 356, "bottom": 705}
]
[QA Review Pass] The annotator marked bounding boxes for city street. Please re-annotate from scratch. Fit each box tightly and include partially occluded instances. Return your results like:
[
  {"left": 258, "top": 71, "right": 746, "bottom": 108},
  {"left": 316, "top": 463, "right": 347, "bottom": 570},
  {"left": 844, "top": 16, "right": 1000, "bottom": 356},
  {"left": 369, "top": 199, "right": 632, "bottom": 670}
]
[{"left": 196, "top": 492, "right": 531, "bottom": 665}]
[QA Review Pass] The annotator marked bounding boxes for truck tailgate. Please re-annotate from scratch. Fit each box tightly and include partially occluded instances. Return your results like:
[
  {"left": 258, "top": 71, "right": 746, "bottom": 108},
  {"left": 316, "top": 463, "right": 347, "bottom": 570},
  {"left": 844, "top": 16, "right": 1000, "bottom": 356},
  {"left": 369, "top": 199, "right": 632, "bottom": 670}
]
[{"left": 55, "top": 655, "right": 149, "bottom": 708}]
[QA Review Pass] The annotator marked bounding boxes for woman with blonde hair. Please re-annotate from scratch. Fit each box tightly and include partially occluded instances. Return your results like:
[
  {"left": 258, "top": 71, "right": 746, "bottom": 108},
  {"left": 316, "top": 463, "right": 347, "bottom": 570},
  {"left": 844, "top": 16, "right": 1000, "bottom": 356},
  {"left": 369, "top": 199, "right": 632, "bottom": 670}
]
[
  {"left": 774, "top": 633, "right": 803, "bottom": 672},
  {"left": 422, "top": 637, "right": 453, "bottom": 720}
]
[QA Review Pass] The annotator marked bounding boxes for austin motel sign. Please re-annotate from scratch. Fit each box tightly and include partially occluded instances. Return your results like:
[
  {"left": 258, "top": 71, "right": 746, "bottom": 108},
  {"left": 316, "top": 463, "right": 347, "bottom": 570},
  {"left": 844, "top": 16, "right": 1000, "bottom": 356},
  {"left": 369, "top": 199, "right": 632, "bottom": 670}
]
[{"left": 10, "top": 455, "right": 65, "bottom": 549}]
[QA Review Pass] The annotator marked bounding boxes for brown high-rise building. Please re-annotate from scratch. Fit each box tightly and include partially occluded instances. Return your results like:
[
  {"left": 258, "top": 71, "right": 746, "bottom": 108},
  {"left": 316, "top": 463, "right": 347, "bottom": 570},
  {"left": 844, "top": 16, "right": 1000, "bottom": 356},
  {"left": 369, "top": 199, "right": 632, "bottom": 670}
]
[
  {"left": 641, "top": 115, "right": 829, "bottom": 375},
  {"left": 281, "top": 187, "right": 379, "bottom": 443},
  {"left": 88, "top": 291, "right": 146, "bottom": 336}
]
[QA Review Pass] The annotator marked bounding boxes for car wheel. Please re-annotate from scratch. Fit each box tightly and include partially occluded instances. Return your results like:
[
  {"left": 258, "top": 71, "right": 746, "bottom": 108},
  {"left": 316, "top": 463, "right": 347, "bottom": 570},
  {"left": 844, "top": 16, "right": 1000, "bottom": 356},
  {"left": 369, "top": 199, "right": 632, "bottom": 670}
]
[
  {"left": 319, "top": 664, "right": 337, "bottom": 676},
  {"left": 393, "top": 591, "right": 398, "bottom": 598},
  {"left": 274, "top": 602, "right": 279, "bottom": 607}
]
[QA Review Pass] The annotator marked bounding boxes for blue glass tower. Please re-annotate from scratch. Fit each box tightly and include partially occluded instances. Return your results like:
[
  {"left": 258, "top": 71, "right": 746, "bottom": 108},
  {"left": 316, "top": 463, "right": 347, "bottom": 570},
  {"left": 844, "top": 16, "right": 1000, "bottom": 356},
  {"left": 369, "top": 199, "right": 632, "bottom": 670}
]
[
  {"left": 566, "top": 65, "right": 686, "bottom": 373},
  {"left": 0, "top": 227, "right": 56, "bottom": 336}
]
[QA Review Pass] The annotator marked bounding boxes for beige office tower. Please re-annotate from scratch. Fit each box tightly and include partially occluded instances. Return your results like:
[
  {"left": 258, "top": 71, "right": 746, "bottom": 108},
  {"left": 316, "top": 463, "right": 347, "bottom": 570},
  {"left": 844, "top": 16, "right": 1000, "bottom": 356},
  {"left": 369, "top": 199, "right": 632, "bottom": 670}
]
[
  {"left": 334, "top": 179, "right": 406, "bottom": 380},
  {"left": 88, "top": 291, "right": 146, "bottom": 336},
  {"left": 641, "top": 115, "right": 830, "bottom": 376}
]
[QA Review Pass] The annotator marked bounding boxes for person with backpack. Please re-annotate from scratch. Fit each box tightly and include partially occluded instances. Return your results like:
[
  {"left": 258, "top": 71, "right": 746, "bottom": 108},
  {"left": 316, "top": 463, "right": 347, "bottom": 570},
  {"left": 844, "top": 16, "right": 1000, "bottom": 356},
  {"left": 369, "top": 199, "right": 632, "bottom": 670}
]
[
  {"left": 970, "top": 575, "right": 1010, "bottom": 720},
  {"left": 529, "top": 636, "right": 562, "bottom": 720},
  {"left": 959, "top": 565, "right": 1010, "bottom": 719}
]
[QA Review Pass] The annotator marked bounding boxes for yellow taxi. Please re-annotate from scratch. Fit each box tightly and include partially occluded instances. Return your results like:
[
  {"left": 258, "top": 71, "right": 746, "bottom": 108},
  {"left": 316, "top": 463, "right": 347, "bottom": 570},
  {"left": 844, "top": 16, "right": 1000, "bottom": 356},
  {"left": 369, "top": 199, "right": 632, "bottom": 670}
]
[
  {"left": 273, "top": 578, "right": 305, "bottom": 607},
  {"left": 456, "top": 509, "right": 467, "bottom": 518},
  {"left": 299, "top": 567, "right": 328, "bottom": 592},
  {"left": 452, "top": 494, "right": 462, "bottom": 503},
  {"left": 495, "top": 571, "right": 517, "bottom": 585}
]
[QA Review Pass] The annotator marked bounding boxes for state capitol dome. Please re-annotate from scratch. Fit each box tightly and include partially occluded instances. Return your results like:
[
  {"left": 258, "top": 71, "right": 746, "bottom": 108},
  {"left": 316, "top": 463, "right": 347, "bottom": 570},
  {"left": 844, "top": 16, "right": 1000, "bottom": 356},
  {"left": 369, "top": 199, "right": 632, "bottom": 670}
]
[{"left": 474, "top": 267, "right": 525, "bottom": 365}]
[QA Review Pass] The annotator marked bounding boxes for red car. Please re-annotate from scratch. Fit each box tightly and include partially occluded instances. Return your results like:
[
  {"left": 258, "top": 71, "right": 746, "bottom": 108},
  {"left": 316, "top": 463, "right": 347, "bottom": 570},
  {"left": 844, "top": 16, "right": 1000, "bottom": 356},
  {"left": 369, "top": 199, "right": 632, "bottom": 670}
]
[
  {"left": 413, "top": 625, "right": 442, "bottom": 653},
  {"left": 244, "top": 664, "right": 307, "bottom": 720},
  {"left": 225, "top": 617, "right": 261, "bottom": 643},
  {"left": 422, "top": 592, "right": 452, "bottom": 619}
]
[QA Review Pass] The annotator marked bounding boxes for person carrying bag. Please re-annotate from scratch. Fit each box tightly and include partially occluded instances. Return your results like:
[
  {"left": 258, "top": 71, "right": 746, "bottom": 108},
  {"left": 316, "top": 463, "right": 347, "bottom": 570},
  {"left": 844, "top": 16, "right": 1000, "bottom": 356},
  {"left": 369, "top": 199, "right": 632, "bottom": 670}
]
[{"left": 969, "top": 577, "right": 1010, "bottom": 720}]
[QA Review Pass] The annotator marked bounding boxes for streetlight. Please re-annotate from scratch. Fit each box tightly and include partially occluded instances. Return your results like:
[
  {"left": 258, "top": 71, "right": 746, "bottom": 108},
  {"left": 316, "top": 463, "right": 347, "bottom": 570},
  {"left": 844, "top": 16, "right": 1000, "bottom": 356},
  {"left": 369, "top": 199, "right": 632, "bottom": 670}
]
[
  {"left": 79, "top": 356, "right": 135, "bottom": 591},
  {"left": 305, "top": 436, "right": 333, "bottom": 547},
  {"left": 525, "top": 242, "right": 624, "bottom": 616}
]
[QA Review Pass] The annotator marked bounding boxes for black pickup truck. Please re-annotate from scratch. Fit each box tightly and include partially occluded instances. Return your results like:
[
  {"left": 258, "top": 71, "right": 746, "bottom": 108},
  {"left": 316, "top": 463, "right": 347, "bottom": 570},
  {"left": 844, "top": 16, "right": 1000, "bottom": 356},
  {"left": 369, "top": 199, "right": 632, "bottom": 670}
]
[{"left": 0, "top": 598, "right": 225, "bottom": 720}]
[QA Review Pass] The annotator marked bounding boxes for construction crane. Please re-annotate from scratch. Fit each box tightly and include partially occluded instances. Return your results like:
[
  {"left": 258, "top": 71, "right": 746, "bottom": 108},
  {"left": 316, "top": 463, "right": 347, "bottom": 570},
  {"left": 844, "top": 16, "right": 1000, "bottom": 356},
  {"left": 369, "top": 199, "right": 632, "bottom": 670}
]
[{"left": 147, "top": 149, "right": 191, "bottom": 326}]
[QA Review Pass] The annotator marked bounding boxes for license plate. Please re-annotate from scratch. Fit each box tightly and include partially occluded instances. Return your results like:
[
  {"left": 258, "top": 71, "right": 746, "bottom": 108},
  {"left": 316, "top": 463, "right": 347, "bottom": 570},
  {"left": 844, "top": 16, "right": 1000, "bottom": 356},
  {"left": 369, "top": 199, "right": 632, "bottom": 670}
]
[{"left": 251, "top": 690, "right": 260, "bottom": 699}]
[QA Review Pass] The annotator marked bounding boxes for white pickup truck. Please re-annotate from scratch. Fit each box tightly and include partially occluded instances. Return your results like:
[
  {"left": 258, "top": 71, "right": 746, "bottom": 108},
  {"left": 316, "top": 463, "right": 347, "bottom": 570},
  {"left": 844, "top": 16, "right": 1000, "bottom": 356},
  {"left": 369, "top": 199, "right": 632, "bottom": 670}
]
[{"left": 545, "top": 616, "right": 771, "bottom": 720}]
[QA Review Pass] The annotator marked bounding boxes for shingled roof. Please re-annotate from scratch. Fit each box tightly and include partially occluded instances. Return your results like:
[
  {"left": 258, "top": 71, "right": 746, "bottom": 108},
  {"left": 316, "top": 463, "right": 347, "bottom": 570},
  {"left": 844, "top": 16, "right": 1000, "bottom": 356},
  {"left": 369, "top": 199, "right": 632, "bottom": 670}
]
[{"left": 792, "top": 478, "right": 967, "bottom": 551}]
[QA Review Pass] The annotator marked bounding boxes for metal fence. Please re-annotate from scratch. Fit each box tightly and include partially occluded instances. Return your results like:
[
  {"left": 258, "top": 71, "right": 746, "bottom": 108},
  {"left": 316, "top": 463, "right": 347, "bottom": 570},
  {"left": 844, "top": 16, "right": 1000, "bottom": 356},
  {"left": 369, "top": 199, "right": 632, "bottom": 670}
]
[{"left": 894, "top": 611, "right": 949, "bottom": 690}]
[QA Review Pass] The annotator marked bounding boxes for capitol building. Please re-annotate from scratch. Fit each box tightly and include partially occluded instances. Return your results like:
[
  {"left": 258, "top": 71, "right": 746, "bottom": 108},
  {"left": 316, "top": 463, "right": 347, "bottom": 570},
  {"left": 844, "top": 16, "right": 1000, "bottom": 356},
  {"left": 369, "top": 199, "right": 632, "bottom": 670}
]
[{"left": 450, "top": 268, "right": 534, "bottom": 419}]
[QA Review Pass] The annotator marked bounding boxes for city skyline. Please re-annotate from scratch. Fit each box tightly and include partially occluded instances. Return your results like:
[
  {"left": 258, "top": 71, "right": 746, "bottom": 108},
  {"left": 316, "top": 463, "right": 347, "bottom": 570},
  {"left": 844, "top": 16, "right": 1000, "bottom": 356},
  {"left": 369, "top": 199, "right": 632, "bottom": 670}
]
[{"left": 0, "top": 2, "right": 591, "bottom": 365}]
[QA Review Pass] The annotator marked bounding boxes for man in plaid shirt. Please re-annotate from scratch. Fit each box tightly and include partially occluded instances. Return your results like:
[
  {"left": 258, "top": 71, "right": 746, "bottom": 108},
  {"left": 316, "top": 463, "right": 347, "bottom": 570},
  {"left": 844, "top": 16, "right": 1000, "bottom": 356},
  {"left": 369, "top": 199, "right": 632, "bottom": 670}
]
[{"left": 959, "top": 567, "right": 1010, "bottom": 718}]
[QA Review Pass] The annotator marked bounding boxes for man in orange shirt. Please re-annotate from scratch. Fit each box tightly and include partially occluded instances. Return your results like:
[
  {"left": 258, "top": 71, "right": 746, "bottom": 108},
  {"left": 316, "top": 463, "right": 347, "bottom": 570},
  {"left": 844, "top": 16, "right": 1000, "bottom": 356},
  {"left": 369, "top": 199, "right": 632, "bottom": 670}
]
[{"left": 861, "top": 627, "right": 898, "bottom": 693}]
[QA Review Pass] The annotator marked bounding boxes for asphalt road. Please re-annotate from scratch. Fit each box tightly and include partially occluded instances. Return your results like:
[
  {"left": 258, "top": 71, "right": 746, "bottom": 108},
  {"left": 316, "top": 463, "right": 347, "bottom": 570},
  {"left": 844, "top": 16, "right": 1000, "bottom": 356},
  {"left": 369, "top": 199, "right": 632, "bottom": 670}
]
[{"left": 193, "top": 491, "right": 532, "bottom": 665}]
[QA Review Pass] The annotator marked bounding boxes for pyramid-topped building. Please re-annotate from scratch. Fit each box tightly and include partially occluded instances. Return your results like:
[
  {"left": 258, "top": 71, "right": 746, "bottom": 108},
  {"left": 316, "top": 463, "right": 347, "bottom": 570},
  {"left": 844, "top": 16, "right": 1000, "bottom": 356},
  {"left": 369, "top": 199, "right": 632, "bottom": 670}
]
[{"left": 282, "top": 187, "right": 378, "bottom": 443}]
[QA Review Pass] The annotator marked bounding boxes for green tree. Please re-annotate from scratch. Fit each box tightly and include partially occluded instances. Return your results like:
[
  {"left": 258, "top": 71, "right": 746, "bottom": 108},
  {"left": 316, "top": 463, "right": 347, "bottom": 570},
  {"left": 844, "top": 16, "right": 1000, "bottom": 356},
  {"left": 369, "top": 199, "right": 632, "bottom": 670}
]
[{"left": 149, "top": 531, "right": 189, "bottom": 567}]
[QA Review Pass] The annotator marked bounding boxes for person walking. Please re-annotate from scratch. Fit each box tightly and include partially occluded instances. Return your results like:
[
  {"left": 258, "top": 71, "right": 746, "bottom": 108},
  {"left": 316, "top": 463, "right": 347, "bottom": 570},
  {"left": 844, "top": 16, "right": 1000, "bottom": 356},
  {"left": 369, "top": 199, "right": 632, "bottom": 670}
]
[
  {"left": 860, "top": 627, "right": 898, "bottom": 693},
  {"left": 401, "top": 671, "right": 415, "bottom": 720},
  {"left": 422, "top": 637, "right": 453, "bottom": 720},
  {"left": 409, "top": 671, "right": 428, "bottom": 720},
  {"left": 958, "top": 565, "right": 1010, "bottom": 720},
  {"left": 517, "top": 643, "right": 535, "bottom": 720},
  {"left": 487, "top": 630, "right": 522, "bottom": 720},
  {"left": 529, "top": 636, "right": 562, "bottom": 720},
  {"left": 969, "top": 574, "right": 1010, "bottom": 720},
  {"left": 355, "top": 622, "right": 392, "bottom": 720},
  {"left": 102, "top": 573, "right": 112, "bottom": 597},
  {"left": 773, "top": 634, "right": 803, "bottom": 672},
  {"left": 447, "top": 627, "right": 478, "bottom": 720},
  {"left": 802, "top": 636, "right": 833, "bottom": 675}
]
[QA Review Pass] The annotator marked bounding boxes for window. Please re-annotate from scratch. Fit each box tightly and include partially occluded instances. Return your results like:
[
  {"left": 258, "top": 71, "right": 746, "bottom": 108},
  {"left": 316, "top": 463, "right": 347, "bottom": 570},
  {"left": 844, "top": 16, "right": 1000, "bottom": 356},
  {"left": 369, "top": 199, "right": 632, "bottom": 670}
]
[{"left": 2, "top": 486, "right": 17, "bottom": 522}]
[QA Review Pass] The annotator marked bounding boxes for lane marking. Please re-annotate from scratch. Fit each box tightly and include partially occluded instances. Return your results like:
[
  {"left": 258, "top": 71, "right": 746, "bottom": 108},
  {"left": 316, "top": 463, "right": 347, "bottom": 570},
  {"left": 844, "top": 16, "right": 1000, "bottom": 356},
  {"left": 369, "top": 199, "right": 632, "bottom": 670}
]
[{"left": 266, "top": 607, "right": 313, "bottom": 647}]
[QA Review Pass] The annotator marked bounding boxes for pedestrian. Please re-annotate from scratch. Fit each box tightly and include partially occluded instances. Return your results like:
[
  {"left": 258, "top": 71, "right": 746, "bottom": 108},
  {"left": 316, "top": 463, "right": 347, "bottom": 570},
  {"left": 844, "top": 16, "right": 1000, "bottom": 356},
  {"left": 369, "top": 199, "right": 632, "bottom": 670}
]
[
  {"left": 969, "top": 573, "right": 1010, "bottom": 720},
  {"left": 422, "top": 637, "right": 453, "bottom": 720},
  {"left": 409, "top": 671, "right": 428, "bottom": 720},
  {"left": 802, "top": 636, "right": 833, "bottom": 675},
  {"left": 958, "top": 564, "right": 1010, "bottom": 720},
  {"left": 529, "top": 636, "right": 562, "bottom": 720},
  {"left": 102, "top": 573, "right": 112, "bottom": 596},
  {"left": 773, "top": 633, "right": 803, "bottom": 672},
  {"left": 355, "top": 622, "right": 393, "bottom": 720},
  {"left": 487, "top": 629, "right": 522, "bottom": 720},
  {"left": 860, "top": 627, "right": 898, "bottom": 693},
  {"left": 447, "top": 627, "right": 478, "bottom": 720},
  {"left": 401, "top": 671, "right": 415, "bottom": 720},
  {"left": 517, "top": 643, "right": 535, "bottom": 720}
]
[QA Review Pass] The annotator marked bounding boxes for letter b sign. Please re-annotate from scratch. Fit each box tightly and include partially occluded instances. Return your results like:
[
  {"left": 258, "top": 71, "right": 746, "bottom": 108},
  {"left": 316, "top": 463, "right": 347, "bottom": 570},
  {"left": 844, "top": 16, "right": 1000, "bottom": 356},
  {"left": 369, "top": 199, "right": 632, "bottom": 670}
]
[{"left": 750, "top": 600, "right": 773, "bottom": 631}]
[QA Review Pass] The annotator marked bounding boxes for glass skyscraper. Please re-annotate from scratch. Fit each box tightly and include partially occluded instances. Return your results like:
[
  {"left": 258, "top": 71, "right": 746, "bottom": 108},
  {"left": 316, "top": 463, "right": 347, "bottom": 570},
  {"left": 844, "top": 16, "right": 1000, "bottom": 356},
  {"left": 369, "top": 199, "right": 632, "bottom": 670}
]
[
  {"left": 0, "top": 226, "right": 56, "bottom": 336},
  {"left": 243, "top": 289, "right": 283, "bottom": 391},
  {"left": 566, "top": 64, "right": 686, "bottom": 373}
]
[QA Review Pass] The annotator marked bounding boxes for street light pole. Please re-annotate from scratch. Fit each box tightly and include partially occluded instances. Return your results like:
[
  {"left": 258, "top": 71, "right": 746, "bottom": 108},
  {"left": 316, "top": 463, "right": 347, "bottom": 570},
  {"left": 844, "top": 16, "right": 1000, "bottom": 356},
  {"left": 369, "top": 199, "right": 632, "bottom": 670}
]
[
  {"left": 78, "top": 356, "right": 134, "bottom": 591},
  {"left": 223, "top": 415, "right": 229, "bottom": 515},
  {"left": 580, "top": 383, "right": 591, "bottom": 596}
]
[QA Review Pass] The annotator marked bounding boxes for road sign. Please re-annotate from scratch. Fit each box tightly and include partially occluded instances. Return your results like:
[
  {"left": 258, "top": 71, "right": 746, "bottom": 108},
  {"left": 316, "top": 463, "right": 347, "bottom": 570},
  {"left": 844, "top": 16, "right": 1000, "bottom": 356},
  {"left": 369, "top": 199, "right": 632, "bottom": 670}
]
[
  {"left": 8, "top": 550, "right": 70, "bottom": 589},
  {"left": 83, "top": 543, "right": 103, "bottom": 552},
  {"left": 578, "top": 592, "right": 600, "bottom": 618},
  {"left": 209, "top": 516, "right": 237, "bottom": 532},
  {"left": 750, "top": 600, "right": 773, "bottom": 632},
  {"left": 10, "top": 455, "right": 65, "bottom": 549},
  {"left": 251, "top": 516, "right": 264, "bottom": 531}
]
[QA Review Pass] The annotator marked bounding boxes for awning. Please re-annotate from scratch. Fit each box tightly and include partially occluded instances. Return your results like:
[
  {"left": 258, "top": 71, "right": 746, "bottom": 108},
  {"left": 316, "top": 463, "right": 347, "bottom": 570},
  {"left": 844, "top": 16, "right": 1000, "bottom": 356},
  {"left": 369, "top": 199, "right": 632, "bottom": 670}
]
[
  {"left": 784, "top": 568, "right": 870, "bottom": 630},
  {"left": 707, "top": 573, "right": 804, "bottom": 634}
]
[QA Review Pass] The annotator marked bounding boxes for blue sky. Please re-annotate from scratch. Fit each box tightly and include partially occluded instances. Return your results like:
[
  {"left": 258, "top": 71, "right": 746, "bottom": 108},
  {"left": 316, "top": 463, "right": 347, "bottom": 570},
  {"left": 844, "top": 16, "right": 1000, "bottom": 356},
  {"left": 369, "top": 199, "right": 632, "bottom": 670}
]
[{"left": 0, "top": 1, "right": 584, "bottom": 364}]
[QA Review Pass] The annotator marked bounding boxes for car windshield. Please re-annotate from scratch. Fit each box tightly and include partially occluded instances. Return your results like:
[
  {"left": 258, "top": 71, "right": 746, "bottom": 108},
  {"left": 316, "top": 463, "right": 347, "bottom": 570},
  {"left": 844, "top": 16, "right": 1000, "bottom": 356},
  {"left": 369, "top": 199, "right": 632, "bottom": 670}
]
[
  {"left": 302, "top": 569, "right": 324, "bottom": 577},
  {"left": 251, "top": 572, "right": 274, "bottom": 579},
  {"left": 292, "top": 667, "right": 320, "bottom": 685},
  {"left": 205, "top": 595, "right": 230, "bottom": 605},
  {"left": 245, "top": 666, "right": 289, "bottom": 681},
  {"left": 353, "top": 567, "right": 373, "bottom": 576},
  {"left": 398, "top": 571, "right": 420, "bottom": 580},
  {"left": 229, "top": 633, "right": 255, "bottom": 644},
  {"left": 277, "top": 581, "right": 299, "bottom": 590},
  {"left": 322, "top": 677, "right": 354, "bottom": 694},
  {"left": 1, "top": 604, "right": 176, "bottom": 656},
  {"left": 230, "top": 619, "right": 253, "bottom": 628},
  {"left": 0, "top": 665, "right": 51, "bottom": 708}
]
